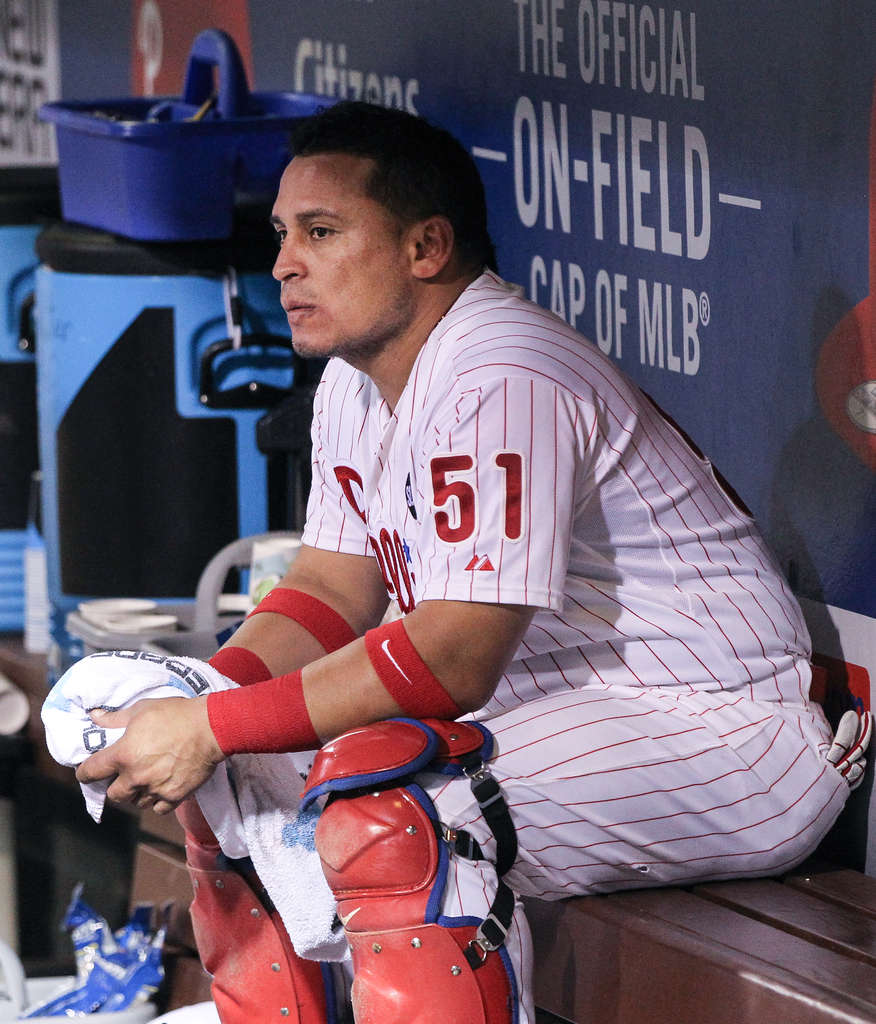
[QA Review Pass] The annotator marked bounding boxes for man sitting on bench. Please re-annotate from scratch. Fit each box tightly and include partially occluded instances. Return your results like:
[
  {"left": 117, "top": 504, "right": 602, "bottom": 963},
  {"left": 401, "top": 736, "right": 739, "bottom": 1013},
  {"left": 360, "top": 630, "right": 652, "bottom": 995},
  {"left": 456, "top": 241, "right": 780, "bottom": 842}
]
[{"left": 73, "top": 101, "right": 871, "bottom": 1024}]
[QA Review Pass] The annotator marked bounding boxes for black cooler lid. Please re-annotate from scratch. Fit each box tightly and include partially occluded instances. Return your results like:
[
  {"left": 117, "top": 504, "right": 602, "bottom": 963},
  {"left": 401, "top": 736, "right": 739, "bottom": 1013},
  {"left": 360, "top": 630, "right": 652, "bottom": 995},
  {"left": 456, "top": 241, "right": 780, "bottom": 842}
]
[
  {"left": 35, "top": 200, "right": 279, "bottom": 275},
  {"left": 0, "top": 166, "right": 60, "bottom": 223}
]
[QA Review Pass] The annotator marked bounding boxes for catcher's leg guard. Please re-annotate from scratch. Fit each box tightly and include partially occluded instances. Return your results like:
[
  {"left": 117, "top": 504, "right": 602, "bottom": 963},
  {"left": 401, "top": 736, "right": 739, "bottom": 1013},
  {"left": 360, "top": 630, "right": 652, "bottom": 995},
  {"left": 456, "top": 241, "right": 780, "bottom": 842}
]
[
  {"left": 176, "top": 799, "right": 334, "bottom": 1024},
  {"left": 302, "top": 719, "right": 518, "bottom": 1024}
]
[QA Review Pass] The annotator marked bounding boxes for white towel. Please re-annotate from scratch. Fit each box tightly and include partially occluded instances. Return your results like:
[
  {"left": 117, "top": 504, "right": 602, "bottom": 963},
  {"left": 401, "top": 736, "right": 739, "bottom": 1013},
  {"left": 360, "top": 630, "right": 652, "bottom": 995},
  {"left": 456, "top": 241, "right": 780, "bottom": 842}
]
[
  {"left": 231, "top": 750, "right": 346, "bottom": 961},
  {"left": 41, "top": 652, "right": 347, "bottom": 962},
  {"left": 40, "top": 651, "right": 246, "bottom": 848}
]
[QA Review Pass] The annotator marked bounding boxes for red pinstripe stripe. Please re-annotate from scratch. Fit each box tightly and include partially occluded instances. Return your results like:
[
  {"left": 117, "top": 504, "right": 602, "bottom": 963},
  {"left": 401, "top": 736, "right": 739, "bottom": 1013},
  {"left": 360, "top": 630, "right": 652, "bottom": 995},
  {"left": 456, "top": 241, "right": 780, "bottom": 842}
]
[
  {"left": 542, "top": 652, "right": 569, "bottom": 692},
  {"left": 534, "top": 759, "right": 798, "bottom": 838},
  {"left": 568, "top": 581, "right": 721, "bottom": 686},
  {"left": 548, "top": 387, "right": 559, "bottom": 597},
  {"left": 550, "top": 611, "right": 598, "bottom": 645},
  {"left": 691, "top": 594, "right": 753, "bottom": 690},
  {"left": 499, "top": 707, "right": 701, "bottom": 762},
  {"left": 512, "top": 747, "right": 774, "bottom": 818},
  {"left": 496, "top": 378, "right": 508, "bottom": 604},
  {"left": 493, "top": 713, "right": 775, "bottom": 802},
  {"left": 541, "top": 749, "right": 819, "bottom": 860},
  {"left": 523, "top": 379, "right": 534, "bottom": 602},
  {"left": 517, "top": 723, "right": 711, "bottom": 779},
  {"left": 490, "top": 691, "right": 643, "bottom": 741},
  {"left": 519, "top": 782, "right": 841, "bottom": 896},
  {"left": 490, "top": 675, "right": 512, "bottom": 707}
]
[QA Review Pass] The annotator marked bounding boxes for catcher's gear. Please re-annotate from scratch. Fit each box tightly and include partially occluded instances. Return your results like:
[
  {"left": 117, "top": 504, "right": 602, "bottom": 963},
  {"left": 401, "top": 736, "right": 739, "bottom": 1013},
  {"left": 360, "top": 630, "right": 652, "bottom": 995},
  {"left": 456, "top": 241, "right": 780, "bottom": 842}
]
[
  {"left": 178, "top": 800, "right": 333, "bottom": 1024},
  {"left": 302, "top": 718, "right": 519, "bottom": 1023}
]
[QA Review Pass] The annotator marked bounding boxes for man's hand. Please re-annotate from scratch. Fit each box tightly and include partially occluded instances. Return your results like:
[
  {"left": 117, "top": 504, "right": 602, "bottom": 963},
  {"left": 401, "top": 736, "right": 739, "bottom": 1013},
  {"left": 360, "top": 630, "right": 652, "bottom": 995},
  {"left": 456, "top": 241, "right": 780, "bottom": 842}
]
[{"left": 75, "top": 696, "right": 225, "bottom": 815}]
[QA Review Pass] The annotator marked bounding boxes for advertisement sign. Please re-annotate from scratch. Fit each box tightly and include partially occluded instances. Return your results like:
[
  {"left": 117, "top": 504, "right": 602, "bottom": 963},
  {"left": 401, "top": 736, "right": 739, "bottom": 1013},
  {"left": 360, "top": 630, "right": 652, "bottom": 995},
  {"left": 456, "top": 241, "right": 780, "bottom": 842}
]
[{"left": 251, "top": 1, "right": 875, "bottom": 623}]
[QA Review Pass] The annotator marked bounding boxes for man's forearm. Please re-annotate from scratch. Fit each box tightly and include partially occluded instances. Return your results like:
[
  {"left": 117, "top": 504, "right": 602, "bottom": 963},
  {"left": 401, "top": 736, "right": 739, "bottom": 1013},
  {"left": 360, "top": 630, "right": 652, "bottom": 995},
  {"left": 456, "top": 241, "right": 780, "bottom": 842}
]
[
  {"left": 207, "top": 598, "right": 535, "bottom": 754},
  {"left": 214, "top": 543, "right": 391, "bottom": 677},
  {"left": 216, "top": 599, "right": 348, "bottom": 677}
]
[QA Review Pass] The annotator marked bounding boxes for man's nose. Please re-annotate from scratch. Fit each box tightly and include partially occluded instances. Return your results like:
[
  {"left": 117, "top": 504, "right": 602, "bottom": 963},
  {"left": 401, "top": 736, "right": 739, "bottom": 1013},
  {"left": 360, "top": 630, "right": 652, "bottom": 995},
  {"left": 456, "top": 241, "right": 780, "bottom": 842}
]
[{"left": 272, "top": 241, "right": 301, "bottom": 282}]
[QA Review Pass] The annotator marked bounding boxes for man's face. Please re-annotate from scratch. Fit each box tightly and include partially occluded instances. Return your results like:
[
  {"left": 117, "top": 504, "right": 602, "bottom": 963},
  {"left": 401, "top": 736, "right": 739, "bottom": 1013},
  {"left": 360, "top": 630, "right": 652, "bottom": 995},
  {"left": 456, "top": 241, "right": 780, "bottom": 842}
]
[{"left": 271, "top": 151, "right": 417, "bottom": 363}]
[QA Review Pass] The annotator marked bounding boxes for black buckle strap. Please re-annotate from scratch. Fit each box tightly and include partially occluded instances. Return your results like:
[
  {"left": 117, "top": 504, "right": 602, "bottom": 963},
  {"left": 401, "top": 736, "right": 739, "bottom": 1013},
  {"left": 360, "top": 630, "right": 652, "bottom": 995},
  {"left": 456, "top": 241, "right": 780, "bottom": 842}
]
[
  {"left": 463, "top": 880, "right": 515, "bottom": 970},
  {"left": 449, "top": 752, "right": 518, "bottom": 969},
  {"left": 439, "top": 824, "right": 485, "bottom": 861},
  {"left": 461, "top": 757, "right": 518, "bottom": 878}
]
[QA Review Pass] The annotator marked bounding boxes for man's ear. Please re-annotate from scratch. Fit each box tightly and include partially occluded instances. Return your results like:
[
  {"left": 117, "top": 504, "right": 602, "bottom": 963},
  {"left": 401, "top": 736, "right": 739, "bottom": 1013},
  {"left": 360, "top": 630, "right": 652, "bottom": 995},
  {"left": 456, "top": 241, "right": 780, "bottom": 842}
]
[{"left": 408, "top": 216, "right": 455, "bottom": 279}]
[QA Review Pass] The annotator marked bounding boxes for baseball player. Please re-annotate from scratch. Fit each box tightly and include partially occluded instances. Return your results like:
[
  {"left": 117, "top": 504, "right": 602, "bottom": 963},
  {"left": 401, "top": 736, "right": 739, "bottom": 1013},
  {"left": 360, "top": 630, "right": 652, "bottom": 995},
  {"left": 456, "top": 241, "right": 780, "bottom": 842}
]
[{"left": 75, "top": 101, "right": 869, "bottom": 1024}]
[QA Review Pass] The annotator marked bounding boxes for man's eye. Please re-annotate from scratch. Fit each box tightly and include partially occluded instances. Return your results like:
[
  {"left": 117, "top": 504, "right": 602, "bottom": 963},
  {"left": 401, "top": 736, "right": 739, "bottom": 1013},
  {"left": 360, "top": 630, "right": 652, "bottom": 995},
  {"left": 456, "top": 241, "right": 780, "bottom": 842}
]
[
  {"left": 310, "top": 226, "right": 332, "bottom": 239},
  {"left": 274, "top": 229, "right": 287, "bottom": 246}
]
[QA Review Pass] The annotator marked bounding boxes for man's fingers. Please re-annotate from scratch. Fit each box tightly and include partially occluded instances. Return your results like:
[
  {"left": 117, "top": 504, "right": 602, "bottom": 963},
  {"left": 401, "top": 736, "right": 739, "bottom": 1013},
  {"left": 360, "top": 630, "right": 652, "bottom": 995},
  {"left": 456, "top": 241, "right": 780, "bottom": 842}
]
[
  {"left": 75, "top": 747, "right": 119, "bottom": 785},
  {"left": 89, "top": 706, "right": 133, "bottom": 729},
  {"left": 105, "top": 773, "right": 145, "bottom": 806},
  {"left": 71, "top": 696, "right": 218, "bottom": 812}
]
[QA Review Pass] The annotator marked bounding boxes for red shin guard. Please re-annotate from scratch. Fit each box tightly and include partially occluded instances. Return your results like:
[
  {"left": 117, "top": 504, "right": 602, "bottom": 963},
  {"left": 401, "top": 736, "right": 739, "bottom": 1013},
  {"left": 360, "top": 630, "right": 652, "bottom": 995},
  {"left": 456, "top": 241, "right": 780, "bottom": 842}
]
[
  {"left": 346, "top": 923, "right": 512, "bottom": 1024},
  {"left": 176, "top": 802, "right": 329, "bottom": 1024},
  {"left": 309, "top": 721, "right": 515, "bottom": 1023}
]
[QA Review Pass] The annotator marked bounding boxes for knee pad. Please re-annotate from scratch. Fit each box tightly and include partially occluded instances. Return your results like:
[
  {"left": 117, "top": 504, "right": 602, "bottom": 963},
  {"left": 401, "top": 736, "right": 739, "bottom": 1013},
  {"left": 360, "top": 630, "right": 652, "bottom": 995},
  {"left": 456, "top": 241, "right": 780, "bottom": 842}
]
[
  {"left": 302, "top": 718, "right": 519, "bottom": 1024},
  {"left": 180, "top": 809, "right": 333, "bottom": 1024}
]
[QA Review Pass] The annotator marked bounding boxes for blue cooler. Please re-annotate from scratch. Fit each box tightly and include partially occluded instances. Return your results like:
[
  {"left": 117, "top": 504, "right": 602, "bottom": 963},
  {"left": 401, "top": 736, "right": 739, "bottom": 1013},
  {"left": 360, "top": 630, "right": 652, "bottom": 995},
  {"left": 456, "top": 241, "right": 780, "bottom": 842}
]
[
  {"left": 40, "top": 30, "right": 325, "bottom": 242},
  {"left": 34, "top": 212, "right": 295, "bottom": 675},
  {"left": 0, "top": 169, "right": 59, "bottom": 632}
]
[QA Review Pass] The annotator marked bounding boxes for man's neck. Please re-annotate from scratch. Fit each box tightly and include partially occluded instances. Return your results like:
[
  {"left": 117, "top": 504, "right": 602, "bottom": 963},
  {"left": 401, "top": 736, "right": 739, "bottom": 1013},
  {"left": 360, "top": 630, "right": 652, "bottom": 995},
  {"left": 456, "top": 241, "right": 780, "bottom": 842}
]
[{"left": 354, "top": 268, "right": 482, "bottom": 411}]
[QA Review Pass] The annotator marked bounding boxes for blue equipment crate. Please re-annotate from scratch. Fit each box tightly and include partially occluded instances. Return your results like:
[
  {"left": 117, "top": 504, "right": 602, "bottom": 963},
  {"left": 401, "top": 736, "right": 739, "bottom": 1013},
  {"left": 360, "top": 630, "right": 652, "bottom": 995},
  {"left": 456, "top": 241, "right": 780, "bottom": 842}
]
[{"left": 39, "top": 29, "right": 326, "bottom": 241}]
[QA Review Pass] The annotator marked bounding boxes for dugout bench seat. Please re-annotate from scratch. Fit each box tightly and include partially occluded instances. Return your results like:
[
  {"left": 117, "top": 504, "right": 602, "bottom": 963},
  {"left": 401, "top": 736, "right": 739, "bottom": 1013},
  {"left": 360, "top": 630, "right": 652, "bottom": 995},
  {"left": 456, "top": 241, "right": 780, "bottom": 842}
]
[{"left": 528, "top": 863, "right": 876, "bottom": 1023}]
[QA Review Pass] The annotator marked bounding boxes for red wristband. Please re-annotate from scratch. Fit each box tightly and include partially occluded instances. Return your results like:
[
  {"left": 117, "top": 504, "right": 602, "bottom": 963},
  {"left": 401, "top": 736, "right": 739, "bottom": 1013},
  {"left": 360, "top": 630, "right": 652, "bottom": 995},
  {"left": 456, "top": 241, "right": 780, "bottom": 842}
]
[
  {"left": 208, "top": 645, "right": 273, "bottom": 686},
  {"left": 207, "top": 669, "right": 320, "bottom": 755},
  {"left": 364, "top": 618, "right": 461, "bottom": 720},
  {"left": 248, "top": 587, "right": 357, "bottom": 653}
]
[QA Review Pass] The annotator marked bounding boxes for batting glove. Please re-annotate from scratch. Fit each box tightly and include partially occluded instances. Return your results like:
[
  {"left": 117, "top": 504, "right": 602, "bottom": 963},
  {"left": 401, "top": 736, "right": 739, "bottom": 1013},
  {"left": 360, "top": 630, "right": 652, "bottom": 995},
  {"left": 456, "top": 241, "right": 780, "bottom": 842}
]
[{"left": 826, "top": 709, "right": 873, "bottom": 790}]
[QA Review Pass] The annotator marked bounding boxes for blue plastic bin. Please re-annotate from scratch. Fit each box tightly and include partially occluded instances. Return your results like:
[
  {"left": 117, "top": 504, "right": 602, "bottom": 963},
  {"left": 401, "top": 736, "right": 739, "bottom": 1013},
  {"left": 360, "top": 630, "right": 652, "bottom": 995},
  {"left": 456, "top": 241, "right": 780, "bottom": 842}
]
[{"left": 39, "top": 30, "right": 326, "bottom": 241}]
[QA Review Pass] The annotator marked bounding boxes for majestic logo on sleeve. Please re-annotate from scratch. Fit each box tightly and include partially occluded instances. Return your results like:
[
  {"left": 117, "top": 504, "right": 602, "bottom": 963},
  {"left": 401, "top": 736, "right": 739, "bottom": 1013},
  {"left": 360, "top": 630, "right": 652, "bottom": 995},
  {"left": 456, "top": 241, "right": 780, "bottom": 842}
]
[{"left": 465, "top": 554, "right": 495, "bottom": 572}]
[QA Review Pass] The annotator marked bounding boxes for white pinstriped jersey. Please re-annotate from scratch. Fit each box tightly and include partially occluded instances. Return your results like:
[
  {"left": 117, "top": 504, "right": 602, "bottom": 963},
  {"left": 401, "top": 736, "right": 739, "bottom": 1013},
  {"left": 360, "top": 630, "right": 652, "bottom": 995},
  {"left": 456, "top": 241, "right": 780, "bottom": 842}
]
[{"left": 302, "top": 271, "right": 826, "bottom": 750}]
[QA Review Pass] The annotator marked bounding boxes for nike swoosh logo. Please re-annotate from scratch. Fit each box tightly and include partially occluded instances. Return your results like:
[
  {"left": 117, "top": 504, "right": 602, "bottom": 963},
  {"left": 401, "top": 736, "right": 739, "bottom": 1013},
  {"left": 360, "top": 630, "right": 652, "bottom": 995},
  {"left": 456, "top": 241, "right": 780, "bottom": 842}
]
[
  {"left": 339, "top": 906, "right": 361, "bottom": 928},
  {"left": 381, "top": 638, "right": 414, "bottom": 685}
]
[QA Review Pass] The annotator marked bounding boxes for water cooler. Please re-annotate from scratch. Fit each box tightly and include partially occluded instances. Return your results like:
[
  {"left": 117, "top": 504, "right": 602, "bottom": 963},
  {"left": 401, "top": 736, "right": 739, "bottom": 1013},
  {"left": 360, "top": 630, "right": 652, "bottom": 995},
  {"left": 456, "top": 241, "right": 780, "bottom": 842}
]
[
  {"left": 34, "top": 214, "right": 296, "bottom": 677},
  {"left": 0, "top": 169, "right": 59, "bottom": 632}
]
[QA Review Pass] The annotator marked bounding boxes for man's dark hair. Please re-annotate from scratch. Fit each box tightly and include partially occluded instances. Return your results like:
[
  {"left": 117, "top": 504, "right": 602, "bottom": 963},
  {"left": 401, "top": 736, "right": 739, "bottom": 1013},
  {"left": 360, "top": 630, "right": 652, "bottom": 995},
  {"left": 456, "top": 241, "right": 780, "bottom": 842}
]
[{"left": 290, "top": 101, "right": 497, "bottom": 272}]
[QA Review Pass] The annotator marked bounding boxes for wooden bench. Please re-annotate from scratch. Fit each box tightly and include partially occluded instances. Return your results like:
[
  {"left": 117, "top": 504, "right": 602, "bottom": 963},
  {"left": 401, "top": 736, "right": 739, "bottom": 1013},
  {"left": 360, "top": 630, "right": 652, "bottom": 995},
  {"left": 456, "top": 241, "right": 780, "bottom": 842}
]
[
  {"left": 528, "top": 863, "right": 876, "bottom": 1023},
  {"left": 151, "top": 857, "right": 876, "bottom": 1022}
]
